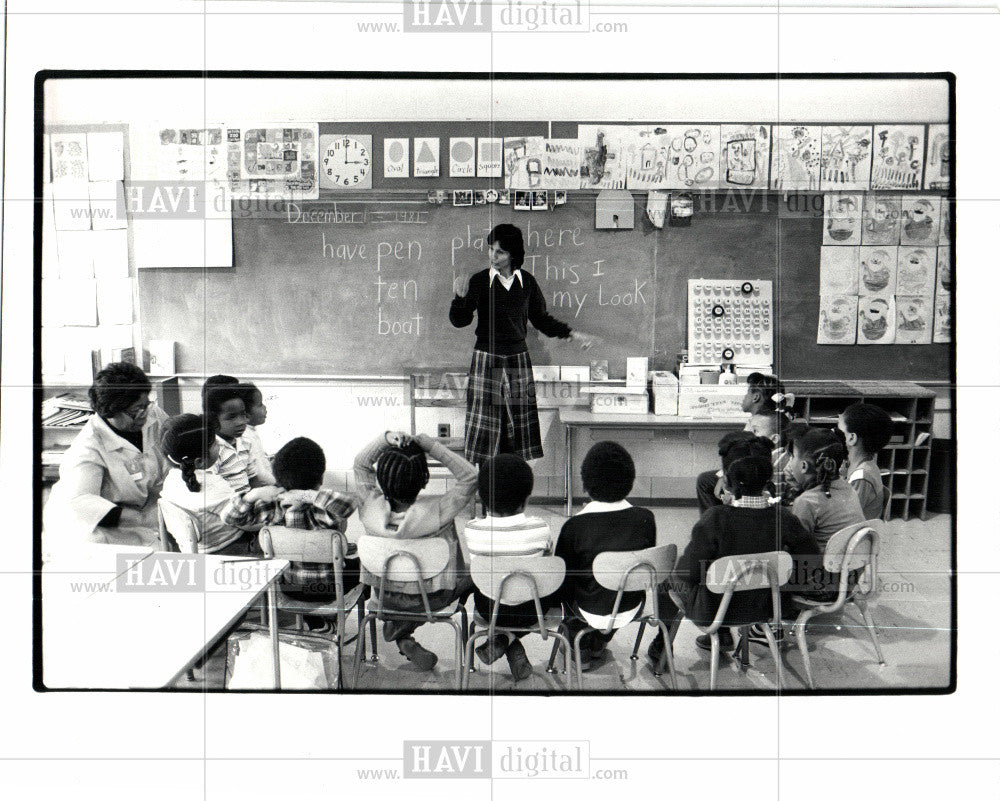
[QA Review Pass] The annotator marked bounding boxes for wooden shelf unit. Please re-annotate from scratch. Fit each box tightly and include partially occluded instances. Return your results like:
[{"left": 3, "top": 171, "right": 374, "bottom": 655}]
[{"left": 786, "top": 380, "right": 936, "bottom": 521}]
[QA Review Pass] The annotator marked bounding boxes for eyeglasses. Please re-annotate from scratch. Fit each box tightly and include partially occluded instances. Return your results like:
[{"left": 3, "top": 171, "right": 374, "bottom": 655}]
[{"left": 123, "top": 400, "right": 151, "bottom": 419}]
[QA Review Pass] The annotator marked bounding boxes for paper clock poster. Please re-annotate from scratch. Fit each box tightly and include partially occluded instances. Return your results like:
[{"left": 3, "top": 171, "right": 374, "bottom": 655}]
[
  {"left": 936, "top": 246, "right": 951, "bottom": 296},
  {"left": 477, "top": 138, "right": 503, "bottom": 178},
  {"left": 817, "top": 295, "right": 858, "bottom": 345},
  {"left": 896, "top": 247, "right": 935, "bottom": 295},
  {"left": 413, "top": 138, "right": 440, "bottom": 177},
  {"left": 625, "top": 126, "right": 671, "bottom": 189},
  {"left": 819, "top": 246, "right": 860, "bottom": 294},
  {"left": 823, "top": 193, "right": 863, "bottom": 245},
  {"left": 663, "top": 126, "right": 720, "bottom": 190},
  {"left": 861, "top": 194, "right": 901, "bottom": 245},
  {"left": 900, "top": 195, "right": 941, "bottom": 246},
  {"left": 719, "top": 124, "right": 770, "bottom": 189},
  {"left": 383, "top": 138, "right": 409, "bottom": 178},
  {"left": 858, "top": 246, "right": 897, "bottom": 298},
  {"left": 870, "top": 124, "right": 925, "bottom": 190},
  {"left": 542, "top": 139, "right": 582, "bottom": 189},
  {"left": 933, "top": 294, "right": 951, "bottom": 343},
  {"left": 577, "top": 125, "right": 627, "bottom": 190},
  {"left": 924, "top": 123, "right": 950, "bottom": 191},
  {"left": 895, "top": 295, "right": 933, "bottom": 344},
  {"left": 770, "top": 125, "right": 821, "bottom": 191},
  {"left": 819, "top": 126, "right": 873, "bottom": 190},
  {"left": 318, "top": 133, "right": 370, "bottom": 190},
  {"left": 857, "top": 296, "right": 896, "bottom": 344},
  {"left": 449, "top": 137, "right": 476, "bottom": 177},
  {"left": 504, "top": 136, "right": 544, "bottom": 189}
]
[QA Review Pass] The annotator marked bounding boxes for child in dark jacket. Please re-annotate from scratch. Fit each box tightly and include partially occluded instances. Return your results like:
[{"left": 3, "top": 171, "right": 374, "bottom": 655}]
[{"left": 648, "top": 436, "right": 819, "bottom": 664}]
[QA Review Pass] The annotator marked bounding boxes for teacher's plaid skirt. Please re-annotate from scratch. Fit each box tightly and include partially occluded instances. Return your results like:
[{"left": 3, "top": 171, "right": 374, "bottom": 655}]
[{"left": 464, "top": 349, "right": 543, "bottom": 465}]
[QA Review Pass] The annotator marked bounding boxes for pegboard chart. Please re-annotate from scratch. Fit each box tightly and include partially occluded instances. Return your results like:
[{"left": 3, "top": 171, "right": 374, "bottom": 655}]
[{"left": 687, "top": 279, "right": 773, "bottom": 366}]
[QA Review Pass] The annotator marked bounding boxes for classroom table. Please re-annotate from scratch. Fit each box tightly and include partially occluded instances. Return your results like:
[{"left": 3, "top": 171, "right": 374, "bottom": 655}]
[
  {"left": 42, "top": 545, "right": 290, "bottom": 690},
  {"left": 559, "top": 409, "right": 748, "bottom": 515}
]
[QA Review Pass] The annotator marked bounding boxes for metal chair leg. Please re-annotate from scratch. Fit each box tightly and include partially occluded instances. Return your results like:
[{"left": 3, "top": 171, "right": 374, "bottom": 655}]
[
  {"left": 356, "top": 602, "right": 366, "bottom": 663},
  {"left": 652, "top": 621, "right": 678, "bottom": 690},
  {"left": 794, "top": 614, "right": 815, "bottom": 690},
  {"left": 467, "top": 620, "right": 477, "bottom": 673},
  {"left": 761, "top": 622, "right": 784, "bottom": 690},
  {"left": 463, "top": 629, "right": 490, "bottom": 690},
  {"left": 736, "top": 627, "right": 750, "bottom": 671},
  {"left": 630, "top": 619, "right": 647, "bottom": 661},
  {"left": 353, "top": 613, "right": 371, "bottom": 688},
  {"left": 709, "top": 632, "right": 720, "bottom": 691},
  {"left": 572, "top": 627, "right": 593, "bottom": 689},
  {"left": 546, "top": 631, "right": 562, "bottom": 673},
  {"left": 550, "top": 631, "right": 575, "bottom": 689},
  {"left": 369, "top": 615, "right": 379, "bottom": 662},
  {"left": 854, "top": 599, "right": 886, "bottom": 665}
]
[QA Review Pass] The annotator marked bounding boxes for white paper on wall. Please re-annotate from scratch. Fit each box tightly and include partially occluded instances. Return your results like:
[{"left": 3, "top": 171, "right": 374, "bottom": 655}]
[
  {"left": 542, "top": 139, "right": 582, "bottom": 189},
  {"left": 817, "top": 295, "right": 858, "bottom": 345},
  {"left": 477, "top": 138, "right": 503, "bottom": 178},
  {"left": 819, "top": 246, "right": 860, "bottom": 294},
  {"left": 46, "top": 279, "right": 98, "bottom": 327},
  {"left": 50, "top": 132, "right": 89, "bottom": 182},
  {"left": 413, "top": 138, "right": 440, "bottom": 177},
  {"left": 894, "top": 295, "right": 934, "bottom": 344},
  {"left": 383, "top": 138, "right": 410, "bottom": 178},
  {"left": 822, "top": 193, "right": 863, "bottom": 245},
  {"left": 504, "top": 137, "right": 545, "bottom": 190},
  {"left": 933, "top": 293, "right": 951, "bottom": 343},
  {"left": 858, "top": 245, "right": 897, "bottom": 299},
  {"left": 663, "top": 126, "right": 720, "bottom": 190},
  {"left": 96, "top": 279, "right": 134, "bottom": 326},
  {"left": 88, "top": 181, "right": 128, "bottom": 230},
  {"left": 899, "top": 195, "right": 941, "bottom": 246},
  {"left": 578, "top": 125, "right": 628, "bottom": 190},
  {"left": 41, "top": 328, "right": 65, "bottom": 375},
  {"left": 935, "top": 246, "right": 951, "bottom": 296},
  {"left": 42, "top": 189, "right": 60, "bottom": 278},
  {"left": 819, "top": 125, "right": 873, "bottom": 190},
  {"left": 924, "top": 123, "right": 950, "bottom": 191},
  {"left": 625, "top": 126, "right": 671, "bottom": 190},
  {"left": 449, "top": 138, "right": 476, "bottom": 178},
  {"left": 896, "top": 246, "right": 935, "bottom": 295},
  {"left": 56, "top": 230, "right": 94, "bottom": 279},
  {"left": 719, "top": 124, "right": 771, "bottom": 189},
  {"left": 857, "top": 296, "right": 896, "bottom": 344},
  {"left": 870, "top": 124, "right": 925, "bottom": 190},
  {"left": 91, "top": 230, "right": 130, "bottom": 280},
  {"left": 51, "top": 181, "right": 92, "bottom": 231},
  {"left": 770, "top": 125, "right": 821, "bottom": 191},
  {"left": 86, "top": 131, "right": 125, "bottom": 181},
  {"left": 861, "top": 194, "right": 902, "bottom": 245}
]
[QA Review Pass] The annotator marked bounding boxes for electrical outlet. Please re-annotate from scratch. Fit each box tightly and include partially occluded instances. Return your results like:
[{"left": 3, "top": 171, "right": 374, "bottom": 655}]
[{"left": 437, "top": 423, "right": 451, "bottom": 438}]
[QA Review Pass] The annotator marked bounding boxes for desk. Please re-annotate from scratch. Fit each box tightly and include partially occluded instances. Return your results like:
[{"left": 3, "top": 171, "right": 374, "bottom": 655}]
[
  {"left": 559, "top": 410, "right": 747, "bottom": 515},
  {"left": 42, "top": 546, "right": 289, "bottom": 689}
]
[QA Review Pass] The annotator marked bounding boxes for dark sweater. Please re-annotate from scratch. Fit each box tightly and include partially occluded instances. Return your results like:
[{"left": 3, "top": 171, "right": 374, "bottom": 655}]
[
  {"left": 672, "top": 505, "right": 819, "bottom": 626},
  {"left": 449, "top": 268, "right": 572, "bottom": 355},
  {"left": 555, "top": 506, "right": 657, "bottom": 616}
]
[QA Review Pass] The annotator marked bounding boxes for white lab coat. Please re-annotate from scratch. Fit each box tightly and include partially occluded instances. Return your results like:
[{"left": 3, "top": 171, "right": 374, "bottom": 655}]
[{"left": 43, "top": 404, "right": 171, "bottom": 550}]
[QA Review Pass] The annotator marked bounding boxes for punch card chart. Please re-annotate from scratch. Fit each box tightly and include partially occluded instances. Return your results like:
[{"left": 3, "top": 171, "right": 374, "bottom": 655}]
[{"left": 687, "top": 279, "right": 774, "bottom": 365}]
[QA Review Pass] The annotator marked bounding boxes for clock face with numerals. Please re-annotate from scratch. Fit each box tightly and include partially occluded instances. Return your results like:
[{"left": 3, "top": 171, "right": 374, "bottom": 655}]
[{"left": 319, "top": 134, "right": 372, "bottom": 189}]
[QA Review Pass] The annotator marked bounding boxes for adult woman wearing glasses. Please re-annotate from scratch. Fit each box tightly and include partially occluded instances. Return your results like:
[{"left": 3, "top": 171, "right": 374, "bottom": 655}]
[{"left": 44, "top": 362, "right": 171, "bottom": 547}]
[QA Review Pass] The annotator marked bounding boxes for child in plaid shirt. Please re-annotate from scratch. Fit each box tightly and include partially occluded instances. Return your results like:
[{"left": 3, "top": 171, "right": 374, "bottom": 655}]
[{"left": 222, "top": 437, "right": 359, "bottom": 631}]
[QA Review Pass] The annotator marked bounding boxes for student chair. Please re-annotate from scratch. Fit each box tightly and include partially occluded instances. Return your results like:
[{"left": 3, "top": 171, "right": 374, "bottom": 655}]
[
  {"left": 463, "top": 555, "right": 571, "bottom": 690},
  {"left": 547, "top": 544, "right": 679, "bottom": 690},
  {"left": 790, "top": 520, "right": 885, "bottom": 690},
  {"left": 671, "top": 551, "right": 793, "bottom": 691},
  {"left": 353, "top": 535, "right": 469, "bottom": 688},
  {"left": 156, "top": 499, "right": 202, "bottom": 553},
  {"left": 882, "top": 481, "right": 893, "bottom": 522},
  {"left": 258, "top": 525, "right": 369, "bottom": 690}
]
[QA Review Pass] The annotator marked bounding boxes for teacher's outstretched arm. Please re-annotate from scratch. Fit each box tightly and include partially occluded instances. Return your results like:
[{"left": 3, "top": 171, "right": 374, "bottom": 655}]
[{"left": 525, "top": 273, "right": 598, "bottom": 350}]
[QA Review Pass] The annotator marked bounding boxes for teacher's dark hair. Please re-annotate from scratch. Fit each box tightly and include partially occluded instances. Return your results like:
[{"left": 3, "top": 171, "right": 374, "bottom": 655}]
[
  {"left": 89, "top": 362, "right": 151, "bottom": 418},
  {"left": 487, "top": 223, "right": 525, "bottom": 269}
]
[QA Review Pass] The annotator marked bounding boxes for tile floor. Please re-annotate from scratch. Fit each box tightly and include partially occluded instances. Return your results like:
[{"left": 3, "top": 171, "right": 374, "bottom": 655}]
[{"left": 188, "top": 504, "right": 953, "bottom": 694}]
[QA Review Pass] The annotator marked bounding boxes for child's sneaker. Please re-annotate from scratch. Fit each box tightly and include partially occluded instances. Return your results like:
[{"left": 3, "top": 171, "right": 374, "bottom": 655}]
[
  {"left": 695, "top": 629, "right": 734, "bottom": 652},
  {"left": 746, "top": 623, "right": 786, "bottom": 647},
  {"left": 475, "top": 634, "right": 509, "bottom": 665},
  {"left": 398, "top": 637, "right": 438, "bottom": 671},
  {"left": 505, "top": 639, "right": 532, "bottom": 682}
]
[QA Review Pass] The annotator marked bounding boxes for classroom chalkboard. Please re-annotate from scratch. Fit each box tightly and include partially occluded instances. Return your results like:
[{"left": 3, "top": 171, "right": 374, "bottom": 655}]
[{"left": 138, "top": 192, "right": 950, "bottom": 381}]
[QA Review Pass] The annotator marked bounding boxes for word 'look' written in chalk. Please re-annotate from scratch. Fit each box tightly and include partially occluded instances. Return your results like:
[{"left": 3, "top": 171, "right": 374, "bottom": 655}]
[{"left": 320, "top": 233, "right": 423, "bottom": 336}]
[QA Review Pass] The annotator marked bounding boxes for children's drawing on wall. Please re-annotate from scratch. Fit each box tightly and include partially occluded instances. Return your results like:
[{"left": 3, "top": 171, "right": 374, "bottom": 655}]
[
  {"left": 823, "top": 193, "right": 863, "bottom": 245},
  {"left": 924, "top": 123, "right": 950, "bottom": 191},
  {"left": 896, "top": 247, "right": 934, "bottom": 295},
  {"left": 50, "top": 132, "right": 90, "bottom": 182},
  {"left": 894, "top": 295, "right": 933, "bottom": 344},
  {"left": 820, "top": 246, "right": 860, "bottom": 294},
  {"left": 870, "top": 124, "right": 925, "bottom": 190},
  {"left": 543, "top": 139, "right": 582, "bottom": 189},
  {"left": 938, "top": 199, "right": 952, "bottom": 245},
  {"left": 935, "top": 246, "right": 951, "bottom": 296},
  {"left": 664, "top": 126, "right": 720, "bottom": 190},
  {"left": 900, "top": 195, "right": 941, "bottom": 246},
  {"left": 861, "top": 194, "right": 902, "bottom": 245},
  {"left": 230, "top": 124, "right": 319, "bottom": 199},
  {"left": 933, "top": 294, "right": 951, "bottom": 343},
  {"left": 770, "top": 125, "right": 821, "bottom": 191},
  {"left": 626, "top": 126, "right": 671, "bottom": 189},
  {"left": 820, "top": 125, "right": 873, "bottom": 190},
  {"left": 719, "top": 124, "right": 770, "bottom": 189},
  {"left": 858, "top": 246, "right": 897, "bottom": 298},
  {"left": 857, "top": 296, "right": 896, "bottom": 344},
  {"left": 504, "top": 136, "right": 545, "bottom": 190},
  {"left": 817, "top": 295, "right": 859, "bottom": 344},
  {"left": 578, "top": 125, "right": 627, "bottom": 190}
]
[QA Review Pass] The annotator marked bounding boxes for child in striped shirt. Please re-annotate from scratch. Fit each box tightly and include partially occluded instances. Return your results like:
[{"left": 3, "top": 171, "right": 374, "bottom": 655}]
[{"left": 464, "top": 454, "right": 554, "bottom": 681}]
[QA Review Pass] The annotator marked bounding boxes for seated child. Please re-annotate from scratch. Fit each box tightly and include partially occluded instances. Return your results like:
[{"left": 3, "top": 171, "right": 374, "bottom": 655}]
[
  {"left": 696, "top": 373, "right": 793, "bottom": 512},
  {"left": 354, "top": 431, "right": 477, "bottom": 671},
  {"left": 648, "top": 436, "right": 819, "bottom": 662},
  {"left": 555, "top": 441, "right": 655, "bottom": 669},
  {"left": 464, "top": 454, "right": 554, "bottom": 681},
  {"left": 838, "top": 403, "right": 893, "bottom": 519},
  {"left": 159, "top": 414, "right": 259, "bottom": 555},
  {"left": 773, "top": 419, "right": 811, "bottom": 504},
  {"left": 236, "top": 382, "right": 276, "bottom": 486},
  {"left": 204, "top": 383, "right": 271, "bottom": 495},
  {"left": 222, "top": 437, "right": 358, "bottom": 631}
]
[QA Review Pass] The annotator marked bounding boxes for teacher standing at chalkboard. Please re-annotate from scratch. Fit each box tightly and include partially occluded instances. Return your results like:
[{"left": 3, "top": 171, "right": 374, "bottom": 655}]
[{"left": 450, "top": 223, "right": 595, "bottom": 464}]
